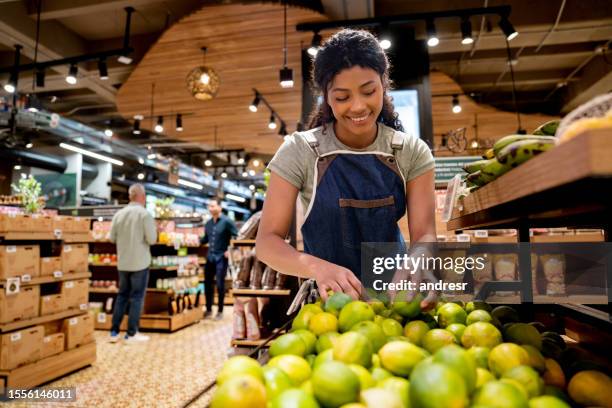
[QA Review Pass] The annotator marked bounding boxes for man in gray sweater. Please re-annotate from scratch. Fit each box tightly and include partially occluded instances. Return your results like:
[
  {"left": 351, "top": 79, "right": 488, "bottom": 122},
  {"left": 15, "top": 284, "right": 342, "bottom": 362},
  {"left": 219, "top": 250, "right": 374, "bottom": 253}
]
[{"left": 109, "top": 183, "right": 157, "bottom": 343}]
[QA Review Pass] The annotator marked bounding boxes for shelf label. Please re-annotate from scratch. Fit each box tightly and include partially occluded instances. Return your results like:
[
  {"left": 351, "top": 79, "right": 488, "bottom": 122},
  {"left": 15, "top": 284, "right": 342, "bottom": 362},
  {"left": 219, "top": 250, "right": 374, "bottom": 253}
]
[
  {"left": 6, "top": 277, "right": 20, "bottom": 295},
  {"left": 63, "top": 245, "right": 72, "bottom": 252},
  {"left": 69, "top": 317, "right": 78, "bottom": 326},
  {"left": 97, "top": 313, "right": 107, "bottom": 323},
  {"left": 44, "top": 296, "right": 50, "bottom": 302},
  {"left": 6, "top": 246, "right": 16, "bottom": 253},
  {"left": 80, "top": 303, "right": 88, "bottom": 310},
  {"left": 457, "top": 234, "right": 471, "bottom": 242},
  {"left": 53, "top": 271, "right": 63, "bottom": 278},
  {"left": 64, "top": 281, "right": 74, "bottom": 289},
  {"left": 43, "top": 336, "right": 51, "bottom": 343},
  {"left": 54, "top": 229, "right": 63, "bottom": 239},
  {"left": 10, "top": 332, "right": 21, "bottom": 342},
  {"left": 21, "top": 274, "right": 31, "bottom": 282},
  {"left": 474, "top": 230, "right": 489, "bottom": 238}
]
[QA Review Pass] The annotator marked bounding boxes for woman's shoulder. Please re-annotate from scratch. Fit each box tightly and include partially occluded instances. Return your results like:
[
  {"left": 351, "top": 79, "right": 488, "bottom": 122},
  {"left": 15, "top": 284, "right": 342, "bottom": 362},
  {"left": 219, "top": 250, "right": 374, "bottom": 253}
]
[{"left": 379, "top": 124, "right": 422, "bottom": 148}]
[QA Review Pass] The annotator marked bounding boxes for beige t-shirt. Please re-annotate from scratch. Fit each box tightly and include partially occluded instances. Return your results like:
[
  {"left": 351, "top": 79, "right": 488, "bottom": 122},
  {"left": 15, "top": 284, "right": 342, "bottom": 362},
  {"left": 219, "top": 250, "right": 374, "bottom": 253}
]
[{"left": 268, "top": 123, "right": 435, "bottom": 213}]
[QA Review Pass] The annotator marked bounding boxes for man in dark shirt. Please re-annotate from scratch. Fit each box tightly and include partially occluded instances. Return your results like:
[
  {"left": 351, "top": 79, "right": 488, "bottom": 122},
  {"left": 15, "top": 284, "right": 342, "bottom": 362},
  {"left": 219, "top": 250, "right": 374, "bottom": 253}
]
[{"left": 201, "top": 199, "right": 237, "bottom": 319}]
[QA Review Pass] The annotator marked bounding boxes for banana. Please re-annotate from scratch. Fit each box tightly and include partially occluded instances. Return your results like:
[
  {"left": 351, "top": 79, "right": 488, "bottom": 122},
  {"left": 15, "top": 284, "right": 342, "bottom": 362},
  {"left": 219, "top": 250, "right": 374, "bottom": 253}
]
[
  {"left": 466, "top": 169, "right": 497, "bottom": 187},
  {"left": 496, "top": 139, "right": 556, "bottom": 167},
  {"left": 463, "top": 159, "right": 491, "bottom": 173},
  {"left": 493, "top": 135, "right": 556, "bottom": 156},
  {"left": 481, "top": 158, "right": 512, "bottom": 179},
  {"left": 533, "top": 120, "right": 560, "bottom": 136},
  {"left": 482, "top": 148, "right": 495, "bottom": 159}
]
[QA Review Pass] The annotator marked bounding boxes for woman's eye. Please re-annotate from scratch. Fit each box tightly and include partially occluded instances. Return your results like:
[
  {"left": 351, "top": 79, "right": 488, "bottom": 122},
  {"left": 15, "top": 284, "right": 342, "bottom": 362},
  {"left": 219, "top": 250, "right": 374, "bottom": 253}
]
[
  {"left": 335, "top": 96, "right": 349, "bottom": 102},
  {"left": 364, "top": 90, "right": 375, "bottom": 96}
]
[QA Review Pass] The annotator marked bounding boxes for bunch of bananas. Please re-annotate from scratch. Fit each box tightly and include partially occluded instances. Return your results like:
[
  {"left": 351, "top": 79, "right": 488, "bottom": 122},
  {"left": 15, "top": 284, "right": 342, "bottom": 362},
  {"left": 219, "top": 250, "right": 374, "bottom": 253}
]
[{"left": 463, "top": 134, "right": 557, "bottom": 188}]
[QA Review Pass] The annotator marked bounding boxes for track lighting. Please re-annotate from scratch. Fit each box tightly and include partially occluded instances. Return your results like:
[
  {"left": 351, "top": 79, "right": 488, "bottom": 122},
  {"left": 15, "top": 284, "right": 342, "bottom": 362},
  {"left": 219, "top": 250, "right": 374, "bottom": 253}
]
[
  {"left": 249, "top": 94, "right": 260, "bottom": 112},
  {"left": 221, "top": 171, "right": 228, "bottom": 179},
  {"left": 4, "top": 73, "right": 16, "bottom": 93},
  {"left": 176, "top": 114, "right": 183, "bottom": 132},
  {"left": 66, "top": 64, "right": 78, "bottom": 84},
  {"left": 138, "top": 157, "right": 144, "bottom": 164},
  {"left": 237, "top": 156, "right": 245, "bottom": 165},
  {"left": 104, "top": 127, "right": 113, "bottom": 137},
  {"left": 279, "top": 67, "right": 294, "bottom": 88},
  {"left": 268, "top": 115, "right": 277, "bottom": 130},
  {"left": 133, "top": 119, "right": 141, "bottom": 135},
  {"left": 242, "top": 171, "right": 248, "bottom": 177},
  {"left": 154, "top": 116, "right": 164, "bottom": 133},
  {"left": 379, "top": 25, "right": 392, "bottom": 50},
  {"left": 452, "top": 94, "right": 462, "bottom": 114},
  {"left": 35, "top": 69, "right": 45, "bottom": 87},
  {"left": 137, "top": 172, "right": 145, "bottom": 180},
  {"left": 426, "top": 19, "right": 439, "bottom": 47},
  {"left": 98, "top": 58, "right": 108, "bottom": 80},
  {"left": 13, "top": 164, "right": 21, "bottom": 170},
  {"left": 60, "top": 142, "right": 124, "bottom": 166},
  {"left": 204, "top": 159, "right": 213, "bottom": 167},
  {"left": 279, "top": 122, "right": 288, "bottom": 137},
  {"left": 499, "top": 16, "right": 518, "bottom": 41},
  {"left": 26, "top": 142, "right": 33, "bottom": 149},
  {"left": 461, "top": 17, "right": 473, "bottom": 45},
  {"left": 308, "top": 32, "right": 322, "bottom": 56}
]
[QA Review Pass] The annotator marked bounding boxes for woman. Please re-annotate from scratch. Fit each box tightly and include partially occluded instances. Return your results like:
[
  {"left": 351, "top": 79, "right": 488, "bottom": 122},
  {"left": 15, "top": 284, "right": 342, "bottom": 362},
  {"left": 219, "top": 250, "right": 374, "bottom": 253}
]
[{"left": 256, "top": 29, "right": 436, "bottom": 307}]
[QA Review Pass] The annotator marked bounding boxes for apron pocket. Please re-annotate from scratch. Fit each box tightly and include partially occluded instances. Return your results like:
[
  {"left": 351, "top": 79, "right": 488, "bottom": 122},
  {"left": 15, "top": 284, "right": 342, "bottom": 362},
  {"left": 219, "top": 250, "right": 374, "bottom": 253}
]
[{"left": 340, "top": 195, "right": 396, "bottom": 250}]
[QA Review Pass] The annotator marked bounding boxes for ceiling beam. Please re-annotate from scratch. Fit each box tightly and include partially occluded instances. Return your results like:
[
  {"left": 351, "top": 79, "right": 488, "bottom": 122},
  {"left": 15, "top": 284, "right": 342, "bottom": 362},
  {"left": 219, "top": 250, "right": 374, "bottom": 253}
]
[{"left": 561, "top": 51, "right": 612, "bottom": 113}]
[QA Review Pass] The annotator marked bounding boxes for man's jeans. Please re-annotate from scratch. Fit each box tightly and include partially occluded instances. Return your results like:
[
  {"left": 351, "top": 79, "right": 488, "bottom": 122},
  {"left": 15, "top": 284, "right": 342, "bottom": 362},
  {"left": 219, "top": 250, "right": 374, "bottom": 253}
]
[
  {"left": 111, "top": 268, "right": 149, "bottom": 336},
  {"left": 205, "top": 256, "right": 228, "bottom": 313}
]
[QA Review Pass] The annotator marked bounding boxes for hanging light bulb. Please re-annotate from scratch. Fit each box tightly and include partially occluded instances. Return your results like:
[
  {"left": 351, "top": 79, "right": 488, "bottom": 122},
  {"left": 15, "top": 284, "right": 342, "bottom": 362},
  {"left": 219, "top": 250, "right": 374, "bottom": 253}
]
[
  {"left": 378, "top": 25, "right": 392, "bottom": 50},
  {"left": 200, "top": 72, "right": 210, "bottom": 85},
  {"left": 154, "top": 116, "right": 164, "bottom": 133},
  {"left": 253, "top": 159, "right": 261, "bottom": 167},
  {"left": 268, "top": 115, "right": 277, "bottom": 130},
  {"left": 307, "top": 32, "right": 322, "bottom": 56},
  {"left": 279, "top": 67, "right": 294, "bottom": 88},
  {"left": 426, "top": 19, "right": 439, "bottom": 47},
  {"left": 471, "top": 139, "right": 479, "bottom": 149},
  {"left": 452, "top": 94, "right": 462, "bottom": 114}
]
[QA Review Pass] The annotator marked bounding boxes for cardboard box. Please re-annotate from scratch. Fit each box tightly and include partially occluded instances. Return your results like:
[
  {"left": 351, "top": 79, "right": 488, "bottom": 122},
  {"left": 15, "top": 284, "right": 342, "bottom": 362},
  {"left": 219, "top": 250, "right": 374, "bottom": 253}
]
[
  {"left": 61, "top": 244, "right": 88, "bottom": 274},
  {"left": 61, "top": 279, "right": 89, "bottom": 310},
  {"left": 0, "top": 245, "right": 40, "bottom": 280},
  {"left": 40, "top": 257, "right": 62, "bottom": 277},
  {"left": 70, "top": 217, "right": 91, "bottom": 233},
  {"left": 28, "top": 214, "right": 53, "bottom": 232},
  {"left": 62, "top": 314, "right": 94, "bottom": 349},
  {"left": 0, "top": 285, "right": 40, "bottom": 324},
  {"left": 40, "top": 294, "right": 65, "bottom": 316},
  {"left": 41, "top": 333, "right": 64, "bottom": 359},
  {"left": 0, "top": 325, "right": 43, "bottom": 370},
  {"left": 0, "top": 213, "right": 26, "bottom": 232}
]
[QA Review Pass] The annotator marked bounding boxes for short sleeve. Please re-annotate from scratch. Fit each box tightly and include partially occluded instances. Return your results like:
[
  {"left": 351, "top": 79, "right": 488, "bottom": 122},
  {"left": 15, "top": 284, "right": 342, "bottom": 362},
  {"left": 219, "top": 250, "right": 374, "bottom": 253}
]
[
  {"left": 397, "top": 132, "right": 435, "bottom": 182},
  {"left": 267, "top": 132, "right": 309, "bottom": 190}
]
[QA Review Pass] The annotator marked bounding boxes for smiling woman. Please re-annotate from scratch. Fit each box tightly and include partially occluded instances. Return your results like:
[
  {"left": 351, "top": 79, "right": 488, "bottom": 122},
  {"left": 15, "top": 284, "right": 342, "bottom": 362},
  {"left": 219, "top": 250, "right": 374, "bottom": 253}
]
[{"left": 256, "top": 28, "right": 437, "bottom": 307}]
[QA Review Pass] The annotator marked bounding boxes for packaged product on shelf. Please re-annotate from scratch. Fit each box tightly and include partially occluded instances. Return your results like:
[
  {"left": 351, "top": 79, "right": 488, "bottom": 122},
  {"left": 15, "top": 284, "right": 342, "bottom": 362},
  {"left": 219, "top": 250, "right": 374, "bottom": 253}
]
[
  {"left": 0, "top": 285, "right": 40, "bottom": 323},
  {"left": 41, "top": 332, "right": 65, "bottom": 359},
  {"left": 540, "top": 254, "right": 566, "bottom": 295},
  {"left": 61, "top": 243, "right": 89, "bottom": 274},
  {"left": 232, "top": 299, "right": 247, "bottom": 339},
  {"left": 61, "top": 279, "right": 89, "bottom": 310},
  {"left": 0, "top": 244, "right": 40, "bottom": 280},
  {"left": 40, "top": 257, "right": 62, "bottom": 277},
  {"left": 261, "top": 266, "right": 276, "bottom": 290},
  {"left": 493, "top": 254, "right": 518, "bottom": 296},
  {"left": 0, "top": 325, "right": 44, "bottom": 370},
  {"left": 235, "top": 251, "right": 255, "bottom": 289},
  {"left": 62, "top": 314, "right": 94, "bottom": 349},
  {"left": 244, "top": 298, "right": 261, "bottom": 340},
  {"left": 237, "top": 211, "right": 261, "bottom": 240},
  {"left": 249, "top": 260, "right": 265, "bottom": 290},
  {"left": 91, "top": 220, "right": 111, "bottom": 241},
  {"left": 40, "top": 294, "right": 65, "bottom": 316},
  {"left": 274, "top": 271, "right": 288, "bottom": 290}
]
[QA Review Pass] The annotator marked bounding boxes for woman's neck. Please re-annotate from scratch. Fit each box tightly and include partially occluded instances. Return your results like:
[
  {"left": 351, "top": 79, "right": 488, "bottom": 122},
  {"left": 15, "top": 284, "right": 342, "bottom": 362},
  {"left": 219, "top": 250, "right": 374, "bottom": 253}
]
[{"left": 333, "top": 122, "right": 378, "bottom": 149}]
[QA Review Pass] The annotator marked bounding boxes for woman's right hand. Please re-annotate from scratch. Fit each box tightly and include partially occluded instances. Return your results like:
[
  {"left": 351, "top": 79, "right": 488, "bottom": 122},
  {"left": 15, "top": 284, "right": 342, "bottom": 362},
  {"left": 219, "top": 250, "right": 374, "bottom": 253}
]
[{"left": 310, "top": 258, "right": 363, "bottom": 302}]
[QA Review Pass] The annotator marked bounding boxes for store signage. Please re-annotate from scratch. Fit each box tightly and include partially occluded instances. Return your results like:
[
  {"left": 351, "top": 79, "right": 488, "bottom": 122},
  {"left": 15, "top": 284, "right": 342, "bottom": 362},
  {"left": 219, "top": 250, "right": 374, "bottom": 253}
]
[{"left": 435, "top": 156, "right": 480, "bottom": 184}]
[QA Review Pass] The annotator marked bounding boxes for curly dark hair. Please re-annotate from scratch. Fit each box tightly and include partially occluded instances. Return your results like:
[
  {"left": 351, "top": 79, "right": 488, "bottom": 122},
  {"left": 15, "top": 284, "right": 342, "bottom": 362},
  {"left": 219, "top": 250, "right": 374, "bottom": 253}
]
[{"left": 308, "top": 28, "right": 403, "bottom": 132}]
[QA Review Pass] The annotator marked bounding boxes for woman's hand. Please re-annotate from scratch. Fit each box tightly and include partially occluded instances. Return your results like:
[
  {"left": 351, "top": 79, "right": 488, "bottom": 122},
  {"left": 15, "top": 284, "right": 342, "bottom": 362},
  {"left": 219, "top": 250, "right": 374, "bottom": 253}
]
[{"left": 310, "top": 258, "right": 362, "bottom": 302}]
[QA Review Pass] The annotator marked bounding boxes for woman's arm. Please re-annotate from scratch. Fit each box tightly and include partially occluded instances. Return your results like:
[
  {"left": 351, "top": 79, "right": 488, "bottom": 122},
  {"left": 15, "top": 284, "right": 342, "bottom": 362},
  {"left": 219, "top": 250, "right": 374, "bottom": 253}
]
[{"left": 256, "top": 172, "right": 361, "bottom": 300}]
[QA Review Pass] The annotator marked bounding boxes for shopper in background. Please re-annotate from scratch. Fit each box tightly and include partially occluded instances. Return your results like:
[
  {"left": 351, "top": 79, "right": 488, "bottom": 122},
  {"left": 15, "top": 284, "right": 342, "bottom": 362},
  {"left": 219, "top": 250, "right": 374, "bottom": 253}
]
[
  {"left": 201, "top": 199, "right": 238, "bottom": 320},
  {"left": 257, "top": 29, "right": 437, "bottom": 307},
  {"left": 109, "top": 183, "right": 157, "bottom": 343}
]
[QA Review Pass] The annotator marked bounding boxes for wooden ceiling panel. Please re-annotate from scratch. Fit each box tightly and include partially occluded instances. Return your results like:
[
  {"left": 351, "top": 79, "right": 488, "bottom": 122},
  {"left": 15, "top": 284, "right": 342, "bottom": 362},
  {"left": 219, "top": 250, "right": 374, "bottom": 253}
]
[{"left": 116, "top": 3, "right": 327, "bottom": 155}]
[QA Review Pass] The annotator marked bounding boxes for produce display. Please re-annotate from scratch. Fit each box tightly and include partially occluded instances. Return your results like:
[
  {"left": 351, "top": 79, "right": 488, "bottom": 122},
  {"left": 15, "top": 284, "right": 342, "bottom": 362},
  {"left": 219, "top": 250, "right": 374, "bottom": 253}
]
[
  {"left": 211, "top": 295, "right": 611, "bottom": 408},
  {"left": 92, "top": 219, "right": 202, "bottom": 246}
]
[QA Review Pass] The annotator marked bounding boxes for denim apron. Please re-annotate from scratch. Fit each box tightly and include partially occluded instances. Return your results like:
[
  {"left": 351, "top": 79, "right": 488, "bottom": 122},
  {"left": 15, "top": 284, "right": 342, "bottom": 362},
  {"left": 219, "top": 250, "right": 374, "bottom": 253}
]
[{"left": 300, "top": 127, "right": 407, "bottom": 279}]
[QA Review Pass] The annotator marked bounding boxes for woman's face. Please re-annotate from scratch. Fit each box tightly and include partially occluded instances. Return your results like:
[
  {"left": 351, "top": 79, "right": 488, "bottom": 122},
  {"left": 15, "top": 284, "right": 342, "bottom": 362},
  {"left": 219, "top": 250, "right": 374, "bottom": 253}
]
[{"left": 326, "top": 66, "right": 384, "bottom": 139}]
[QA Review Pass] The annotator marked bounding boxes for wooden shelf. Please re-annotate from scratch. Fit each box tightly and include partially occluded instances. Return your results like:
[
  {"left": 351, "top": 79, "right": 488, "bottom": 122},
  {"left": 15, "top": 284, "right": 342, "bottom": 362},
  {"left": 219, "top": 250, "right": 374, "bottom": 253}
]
[
  {"left": 0, "top": 272, "right": 90, "bottom": 288},
  {"left": 231, "top": 288, "right": 291, "bottom": 297},
  {"left": 89, "top": 262, "right": 117, "bottom": 267},
  {"left": 0, "top": 232, "right": 59, "bottom": 241},
  {"left": 94, "top": 307, "right": 202, "bottom": 332},
  {"left": 530, "top": 233, "right": 605, "bottom": 243},
  {"left": 0, "top": 309, "right": 87, "bottom": 333},
  {"left": 231, "top": 328, "right": 285, "bottom": 348},
  {"left": 0, "top": 341, "right": 96, "bottom": 395},
  {"left": 62, "top": 232, "right": 94, "bottom": 243},
  {"left": 89, "top": 287, "right": 118, "bottom": 294},
  {"left": 230, "top": 239, "right": 256, "bottom": 246}
]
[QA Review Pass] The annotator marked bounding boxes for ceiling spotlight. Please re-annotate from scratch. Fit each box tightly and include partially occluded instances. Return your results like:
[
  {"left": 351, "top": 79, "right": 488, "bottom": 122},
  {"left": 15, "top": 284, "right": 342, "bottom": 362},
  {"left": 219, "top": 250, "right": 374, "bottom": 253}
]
[
  {"left": 3, "top": 73, "right": 16, "bottom": 93},
  {"left": 13, "top": 164, "right": 21, "bottom": 170},
  {"left": 237, "top": 157, "right": 245, "bottom": 165},
  {"left": 279, "top": 67, "right": 294, "bottom": 88},
  {"left": 104, "top": 128, "right": 113, "bottom": 137},
  {"left": 249, "top": 184, "right": 256, "bottom": 191},
  {"left": 253, "top": 159, "right": 261, "bottom": 167},
  {"left": 117, "top": 54, "right": 132, "bottom": 65},
  {"left": 26, "top": 142, "right": 33, "bottom": 149},
  {"left": 249, "top": 94, "right": 260, "bottom": 112},
  {"left": 176, "top": 114, "right": 183, "bottom": 132},
  {"left": 426, "top": 19, "right": 439, "bottom": 47},
  {"left": 242, "top": 171, "right": 248, "bottom": 177},
  {"left": 204, "top": 159, "right": 213, "bottom": 167},
  {"left": 461, "top": 17, "right": 474, "bottom": 45},
  {"left": 98, "top": 58, "right": 108, "bottom": 80},
  {"left": 35, "top": 69, "right": 45, "bottom": 88},
  {"left": 379, "top": 38, "right": 392, "bottom": 50},
  {"left": 147, "top": 153, "right": 156, "bottom": 160},
  {"left": 221, "top": 171, "right": 228, "bottom": 178},
  {"left": 154, "top": 116, "right": 164, "bottom": 133},
  {"left": 268, "top": 115, "right": 277, "bottom": 130},
  {"left": 137, "top": 172, "right": 145, "bottom": 180},
  {"left": 307, "top": 32, "right": 322, "bottom": 57},
  {"left": 499, "top": 16, "right": 518, "bottom": 41},
  {"left": 133, "top": 119, "right": 141, "bottom": 135},
  {"left": 138, "top": 157, "right": 144, "bottom": 164},
  {"left": 248, "top": 169, "right": 256, "bottom": 177},
  {"left": 452, "top": 95, "right": 462, "bottom": 114},
  {"left": 66, "top": 63, "right": 78, "bottom": 85},
  {"left": 471, "top": 140, "right": 480, "bottom": 149},
  {"left": 379, "top": 26, "right": 392, "bottom": 50}
]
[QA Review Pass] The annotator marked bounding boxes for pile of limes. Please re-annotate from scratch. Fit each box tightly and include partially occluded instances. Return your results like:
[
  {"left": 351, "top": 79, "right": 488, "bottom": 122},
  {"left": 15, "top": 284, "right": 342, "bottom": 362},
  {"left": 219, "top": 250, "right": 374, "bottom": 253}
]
[{"left": 211, "top": 294, "right": 611, "bottom": 408}]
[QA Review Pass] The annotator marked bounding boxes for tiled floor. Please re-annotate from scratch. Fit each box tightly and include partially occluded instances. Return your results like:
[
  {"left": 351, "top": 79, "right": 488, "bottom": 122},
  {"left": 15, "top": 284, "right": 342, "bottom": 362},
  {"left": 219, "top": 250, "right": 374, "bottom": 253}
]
[{"left": 6, "top": 309, "right": 234, "bottom": 408}]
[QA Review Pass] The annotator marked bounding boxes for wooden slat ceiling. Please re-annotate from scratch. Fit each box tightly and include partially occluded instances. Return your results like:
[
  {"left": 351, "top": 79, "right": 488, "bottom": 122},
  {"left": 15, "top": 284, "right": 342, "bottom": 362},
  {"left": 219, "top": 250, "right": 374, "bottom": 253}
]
[{"left": 116, "top": 3, "right": 327, "bottom": 155}]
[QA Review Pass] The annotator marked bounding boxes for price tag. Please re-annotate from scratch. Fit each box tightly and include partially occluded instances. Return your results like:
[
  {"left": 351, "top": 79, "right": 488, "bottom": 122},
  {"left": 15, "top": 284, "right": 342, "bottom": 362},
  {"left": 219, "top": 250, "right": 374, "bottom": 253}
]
[
  {"left": 80, "top": 303, "right": 88, "bottom": 310},
  {"left": 6, "top": 246, "right": 16, "bottom": 253},
  {"left": 6, "top": 277, "right": 20, "bottom": 295},
  {"left": 10, "top": 332, "right": 21, "bottom": 342},
  {"left": 43, "top": 336, "right": 51, "bottom": 343},
  {"left": 457, "top": 234, "right": 471, "bottom": 242},
  {"left": 65, "top": 281, "right": 74, "bottom": 289},
  {"left": 21, "top": 274, "right": 31, "bottom": 282},
  {"left": 63, "top": 245, "right": 72, "bottom": 253},
  {"left": 97, "top": 313, "right": 107, "bottom": 323},
  {"left": 43, "top": 258, "right": 51, "bottom": 263},
  {"left": 53, "top": 271, "right": 63, "bottom": 278},
  {"left": 69, "top": 317, "right": 78, "bottom": 326},
  {"left": 54, "top": 229, "right": 62, "bottom": 239},
  {"left": 474, "top": 230, "right": 489, "bottom": 238}
]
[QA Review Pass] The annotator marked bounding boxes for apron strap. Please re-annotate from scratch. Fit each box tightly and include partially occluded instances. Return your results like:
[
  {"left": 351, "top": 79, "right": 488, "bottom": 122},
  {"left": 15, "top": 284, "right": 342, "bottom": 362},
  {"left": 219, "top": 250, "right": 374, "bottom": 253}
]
[
  {"left": 391, "top": 131, "right": 404, "bottom": 159},
  {"left": 303, "top": 132, "right": 321, "bottom": 158}
]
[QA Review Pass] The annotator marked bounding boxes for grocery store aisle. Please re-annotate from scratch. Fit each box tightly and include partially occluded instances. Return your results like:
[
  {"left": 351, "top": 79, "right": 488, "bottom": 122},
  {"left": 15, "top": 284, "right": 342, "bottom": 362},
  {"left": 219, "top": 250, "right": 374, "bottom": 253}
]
[{"left": 8, "top": 309, "right": 233, "bottom": 408}]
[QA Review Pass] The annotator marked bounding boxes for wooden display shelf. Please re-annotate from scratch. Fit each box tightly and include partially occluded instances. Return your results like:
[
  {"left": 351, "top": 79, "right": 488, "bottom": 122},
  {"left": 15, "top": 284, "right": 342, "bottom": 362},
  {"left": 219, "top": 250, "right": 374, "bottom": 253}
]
[
  {"left": 89, "top": 287, "right": 119, "bottom": 294},
  {"left": 89, "top": 262, "right": 117, "bottom": 267},
  {"left": 62, "top": 232, "right": 94, "bottom": 243},
  {"left": 0, "top": 272, "right": 90, "bottom": 288},
  {"left": 230, "top": 239, "right": 256, "bottom": 246},
  {"left": 94, "top": 307, "right": 202, "bottom": 332},
  {"left": 231, "top": 328, "right": 285, "bottom": 348},
  {"left": 0, "top": 341, "right": 96, "bottom": 396},
  {"left": 0, "top": 232, "right": 59, "bottom": 242},
  {"left": 231, "top": 288, "right": 291, "bottom": 297},
  {"left": 530, "top": 232, "right": 605, "bottom": 243},
  {"left": 0, "top": 309, "right": 87, "bottom": 333}
]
